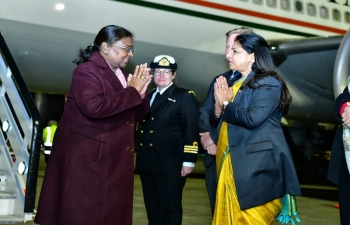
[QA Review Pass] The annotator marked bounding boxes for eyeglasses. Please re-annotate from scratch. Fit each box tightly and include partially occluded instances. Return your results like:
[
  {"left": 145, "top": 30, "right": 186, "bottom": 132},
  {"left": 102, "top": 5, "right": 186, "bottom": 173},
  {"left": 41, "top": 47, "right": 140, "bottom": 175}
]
[
  {"left": 153, "top": 69, "right": 173, "bottom": 76},
  {"left": 113, "top": 43, "right": 136, "bottom": 54}
]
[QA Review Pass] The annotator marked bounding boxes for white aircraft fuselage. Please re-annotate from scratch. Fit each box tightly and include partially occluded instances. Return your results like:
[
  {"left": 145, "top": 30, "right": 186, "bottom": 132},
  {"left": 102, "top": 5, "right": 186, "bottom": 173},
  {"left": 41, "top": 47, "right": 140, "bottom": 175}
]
[{"left": 0, "top": 0, "right": 349, "bottom": 123}]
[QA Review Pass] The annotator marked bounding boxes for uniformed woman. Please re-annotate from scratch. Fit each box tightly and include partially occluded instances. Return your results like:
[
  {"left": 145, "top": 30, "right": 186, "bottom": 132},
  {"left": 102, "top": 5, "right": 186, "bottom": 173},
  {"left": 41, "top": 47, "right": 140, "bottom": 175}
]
[{"left": 136, "top": 55, "right": 199, "bottom": 225}]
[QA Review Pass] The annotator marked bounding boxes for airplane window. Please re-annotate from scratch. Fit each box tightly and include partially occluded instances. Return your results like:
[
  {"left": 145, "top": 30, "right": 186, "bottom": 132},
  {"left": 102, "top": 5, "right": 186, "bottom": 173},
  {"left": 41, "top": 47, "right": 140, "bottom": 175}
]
[
  {"left": 332, "top": 9, "right": 341, "bottom": 21},
  {"left": 253, "top": 0, "right": 263, "bottom": 5},
  {"left": 267, "top": 0, "right": 276, "bottom": 7},
  {"left": 281, "top": 0, "right": 290, "bottom": 10},
  {"left": 307, "top": 3, "right": 316, "bottom": 16},
  {"left": 295, "top": 1, "right": 303, "bottom": 12},
  {"left": 320, "top": 6, "right": 329, "bottom": 19},
  {"left": 345, "top": 12, "right": 350, "bottom": 24}
]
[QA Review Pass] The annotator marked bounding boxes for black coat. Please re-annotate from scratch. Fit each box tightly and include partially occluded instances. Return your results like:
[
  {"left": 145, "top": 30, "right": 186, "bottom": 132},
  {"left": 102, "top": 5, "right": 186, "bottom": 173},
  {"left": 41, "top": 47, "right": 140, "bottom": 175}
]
[
  {"left": 136, "top": 85, "right": 199, "bottom": 172},
  {"left": 197, "top": 70, "right": 238, "bottom": 167},
  {"left": 328, "top": 87, "right": 348, "bottom": 185}
]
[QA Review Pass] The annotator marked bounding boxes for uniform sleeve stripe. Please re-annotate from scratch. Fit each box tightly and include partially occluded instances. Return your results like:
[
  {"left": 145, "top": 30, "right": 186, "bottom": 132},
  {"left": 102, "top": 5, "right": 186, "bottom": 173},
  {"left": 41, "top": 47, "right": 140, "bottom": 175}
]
[
  {"left": 184, "top": 145, "right": 198, "bottom": 149},
  {"left": 184, "top": 150, "right": 198, "bottom": 154},
  {"left": 184, "top": 145, "right": 198, "bottom": 153}
]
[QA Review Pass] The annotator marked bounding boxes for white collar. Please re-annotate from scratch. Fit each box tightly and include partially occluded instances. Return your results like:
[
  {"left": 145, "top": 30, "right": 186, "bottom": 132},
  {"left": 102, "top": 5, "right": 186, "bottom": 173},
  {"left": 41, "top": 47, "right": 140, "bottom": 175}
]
[{"left": 156, "top": 82, "right": 173, "bottom": 95}]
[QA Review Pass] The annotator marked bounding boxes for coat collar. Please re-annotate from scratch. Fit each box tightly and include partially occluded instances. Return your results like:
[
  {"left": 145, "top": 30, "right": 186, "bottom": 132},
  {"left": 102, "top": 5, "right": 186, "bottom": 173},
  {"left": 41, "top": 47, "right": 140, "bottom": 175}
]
[
  {"left": 89, "top": 52, "right": 126, "bottom": 91},
  {"left": 241, "top": 71, "right": 256, "bottom": 86},
  {"left": 222, "top": 70, "right": 233, "bottom": 79},
  {"left": 150, "top": 84, "right": 176, "bottom": 110},
  {"left": 233, "top": 71, "right": 256, "bottom": 104}
]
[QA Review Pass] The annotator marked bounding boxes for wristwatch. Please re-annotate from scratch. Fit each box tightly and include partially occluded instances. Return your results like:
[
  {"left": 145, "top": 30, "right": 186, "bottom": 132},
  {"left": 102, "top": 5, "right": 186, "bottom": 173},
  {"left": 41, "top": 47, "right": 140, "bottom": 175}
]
[{"left": 222, "top": 100, "right": 229, "bottom": 109}]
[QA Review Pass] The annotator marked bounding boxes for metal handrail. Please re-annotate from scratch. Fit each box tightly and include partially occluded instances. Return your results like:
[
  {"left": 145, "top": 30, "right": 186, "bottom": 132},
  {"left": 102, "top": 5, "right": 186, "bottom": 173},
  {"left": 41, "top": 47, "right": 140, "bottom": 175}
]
[{"left": 0, "top": 31, "right": 42, "bottom": 213}]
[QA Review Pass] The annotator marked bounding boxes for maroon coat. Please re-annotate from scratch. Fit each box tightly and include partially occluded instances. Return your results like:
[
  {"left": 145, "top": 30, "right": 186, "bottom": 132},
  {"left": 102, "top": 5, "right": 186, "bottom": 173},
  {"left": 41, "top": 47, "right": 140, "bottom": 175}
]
[{"left": 34, "top": 52, "right": 149, "bottom": 225}]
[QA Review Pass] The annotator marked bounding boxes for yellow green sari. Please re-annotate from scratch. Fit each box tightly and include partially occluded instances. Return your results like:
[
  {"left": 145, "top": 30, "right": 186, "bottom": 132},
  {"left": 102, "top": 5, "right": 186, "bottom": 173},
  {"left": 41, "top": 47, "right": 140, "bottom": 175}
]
[{"left": 212, "top": 78, "right": 282, "bottom": 225}]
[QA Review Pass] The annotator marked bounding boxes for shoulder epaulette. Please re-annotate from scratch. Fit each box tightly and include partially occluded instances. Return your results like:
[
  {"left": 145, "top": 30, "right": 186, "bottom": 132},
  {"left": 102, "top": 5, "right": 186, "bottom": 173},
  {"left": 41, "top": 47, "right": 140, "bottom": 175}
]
[{"left": 188, "top": 90, "right": 196, "bottom": 96}]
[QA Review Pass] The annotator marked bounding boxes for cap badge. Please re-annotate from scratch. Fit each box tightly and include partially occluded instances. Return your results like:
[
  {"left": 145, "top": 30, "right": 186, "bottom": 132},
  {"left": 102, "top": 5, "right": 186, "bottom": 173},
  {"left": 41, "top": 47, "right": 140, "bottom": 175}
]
[{"left": 158, "top": 57, "right": 170, "bottom": 66}]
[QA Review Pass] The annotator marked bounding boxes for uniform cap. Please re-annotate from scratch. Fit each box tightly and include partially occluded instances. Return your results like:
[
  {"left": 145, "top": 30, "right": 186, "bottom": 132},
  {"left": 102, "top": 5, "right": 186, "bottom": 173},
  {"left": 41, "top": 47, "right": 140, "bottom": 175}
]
[{"left": 150, "top": 55, "right": 177, "bottom": 69}]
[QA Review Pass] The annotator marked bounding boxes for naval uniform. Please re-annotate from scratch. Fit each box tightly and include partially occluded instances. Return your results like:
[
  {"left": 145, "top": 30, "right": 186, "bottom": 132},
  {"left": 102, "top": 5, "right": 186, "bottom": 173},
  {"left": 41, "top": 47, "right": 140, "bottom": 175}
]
[{"left": 136, "top": 84, "right": 199, "bottom": 225}]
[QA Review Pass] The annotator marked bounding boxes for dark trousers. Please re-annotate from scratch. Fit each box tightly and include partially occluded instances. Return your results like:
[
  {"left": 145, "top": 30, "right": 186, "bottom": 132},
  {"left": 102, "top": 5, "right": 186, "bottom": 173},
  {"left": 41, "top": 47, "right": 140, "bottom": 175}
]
[
  {"left": 339, "top": 155, "right": 350, "bottom": 225},
  {"left": 139, "top": 171, "right": 186, "bottom": 225},
  {"left": 43, "top": 146, "right": 52, "bottom": 164},
  {"left": 203, "top": 153, "right": 217, "bottom": 216}
]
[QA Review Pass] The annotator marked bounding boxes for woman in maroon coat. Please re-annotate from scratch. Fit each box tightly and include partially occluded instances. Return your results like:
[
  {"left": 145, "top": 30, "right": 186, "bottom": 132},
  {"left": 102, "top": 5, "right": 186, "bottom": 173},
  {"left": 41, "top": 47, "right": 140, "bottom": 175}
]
[{"left": 34, "top": 25, "right": 152, "bottom": 225}]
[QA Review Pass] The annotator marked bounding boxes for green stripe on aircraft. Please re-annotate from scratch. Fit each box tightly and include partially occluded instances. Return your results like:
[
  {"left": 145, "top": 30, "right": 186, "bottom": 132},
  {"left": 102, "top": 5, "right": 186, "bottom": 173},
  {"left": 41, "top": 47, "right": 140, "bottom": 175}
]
[{"left": 111, "top": 0, "right": 316, "bottom": 37}]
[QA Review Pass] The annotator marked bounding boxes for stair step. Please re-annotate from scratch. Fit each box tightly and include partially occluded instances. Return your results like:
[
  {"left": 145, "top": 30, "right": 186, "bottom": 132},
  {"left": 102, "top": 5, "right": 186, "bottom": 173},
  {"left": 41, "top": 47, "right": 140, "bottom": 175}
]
[
  {"left": 0, "top": 215, "right": 24, "bottom": 224},
  {"left": 0, "top": 191, "right": 15, "bottom": 199}
]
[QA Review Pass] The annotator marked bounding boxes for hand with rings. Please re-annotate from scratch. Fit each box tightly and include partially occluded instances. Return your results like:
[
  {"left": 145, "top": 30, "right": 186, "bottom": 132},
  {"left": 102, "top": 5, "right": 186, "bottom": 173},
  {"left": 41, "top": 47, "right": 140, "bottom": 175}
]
[
  {"left": 128, "top": 63, "right": 152, "bottom": 96},
  {"left": 214, "top": 76, "right": 232, "bottom": 108}
]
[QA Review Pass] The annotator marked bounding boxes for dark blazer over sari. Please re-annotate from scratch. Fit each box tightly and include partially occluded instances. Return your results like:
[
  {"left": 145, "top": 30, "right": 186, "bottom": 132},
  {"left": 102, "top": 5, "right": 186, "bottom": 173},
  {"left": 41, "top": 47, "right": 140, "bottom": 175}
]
[{"left": 218, "top": 71, "right": 301, "bottom": 210}]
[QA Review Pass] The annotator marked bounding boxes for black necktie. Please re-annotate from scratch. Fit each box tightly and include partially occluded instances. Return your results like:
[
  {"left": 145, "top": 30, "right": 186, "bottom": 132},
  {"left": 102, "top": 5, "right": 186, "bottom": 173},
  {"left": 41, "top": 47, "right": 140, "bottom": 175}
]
[{"left": 151, "top": 92, "right": 160, "bottom": 106}]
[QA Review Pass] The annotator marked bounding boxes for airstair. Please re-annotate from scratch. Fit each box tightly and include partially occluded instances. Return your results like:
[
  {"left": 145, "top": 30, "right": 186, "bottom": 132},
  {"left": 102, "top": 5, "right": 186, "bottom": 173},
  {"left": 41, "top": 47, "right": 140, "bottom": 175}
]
[{"left": 0, "top": 32, "right": 42, "bottom": 223}]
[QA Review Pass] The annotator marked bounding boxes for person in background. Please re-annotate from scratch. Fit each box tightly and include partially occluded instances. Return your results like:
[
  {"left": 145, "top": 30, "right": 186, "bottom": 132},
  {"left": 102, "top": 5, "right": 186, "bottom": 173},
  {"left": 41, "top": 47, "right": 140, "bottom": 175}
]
[
  {"left": 197, "top": 27, "right": 254, "bottom": 216},
  {"left": 212, "top": 33, "right": 301, "bottom": 224},
  {"left": 136, "top": 55, "right": 199, "bottom": 225},
  {"left": 328, "top": 88, "right": 350, "bottom": 225},
  {"left": 34, "top": 25, "right": 152, "bottom": 225},
  {"left": 42, "top": 120, "right": 58, "bottom": 164}
]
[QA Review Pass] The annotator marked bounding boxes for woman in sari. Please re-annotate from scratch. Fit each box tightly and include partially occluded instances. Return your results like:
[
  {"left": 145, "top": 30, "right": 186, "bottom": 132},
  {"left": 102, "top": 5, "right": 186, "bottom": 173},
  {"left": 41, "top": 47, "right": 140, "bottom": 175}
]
[{"left": 212, "top": 33, "right": 301, "bottom": 224}]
